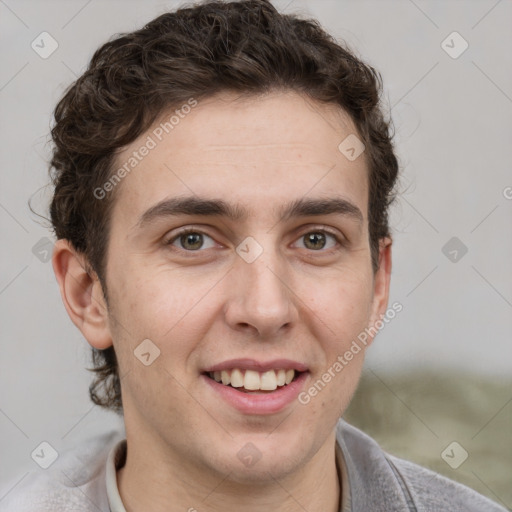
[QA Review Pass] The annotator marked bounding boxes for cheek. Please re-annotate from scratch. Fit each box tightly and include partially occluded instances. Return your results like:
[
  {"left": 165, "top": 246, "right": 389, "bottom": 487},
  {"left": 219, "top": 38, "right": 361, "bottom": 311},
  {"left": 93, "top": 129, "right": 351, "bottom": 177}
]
[
  {"left": 106, "top": 266, "right": 211, "bottom": 414},
  {"left": 112, "top": 263, "right": 201, "bottom": 327},
  {"left": 307, "top": 271, "right": 373, "bottom": 345},
  {"left": 108, "top": 264, "right": 223, "bottom": 367},
  {"left": 299, "top": 282, "right": 371, "bottom": 424}
]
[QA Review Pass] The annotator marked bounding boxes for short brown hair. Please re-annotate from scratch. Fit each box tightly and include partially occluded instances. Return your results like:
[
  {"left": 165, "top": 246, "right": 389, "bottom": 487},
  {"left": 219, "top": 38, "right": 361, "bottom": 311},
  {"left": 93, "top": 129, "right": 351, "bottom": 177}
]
[{"left": 49, "top": 0, "right": 399, "bottom": 413}]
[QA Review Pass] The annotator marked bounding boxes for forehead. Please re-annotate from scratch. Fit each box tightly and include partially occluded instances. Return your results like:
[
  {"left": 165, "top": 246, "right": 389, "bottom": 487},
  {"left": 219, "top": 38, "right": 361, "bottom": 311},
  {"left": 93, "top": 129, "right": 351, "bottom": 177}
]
[{"left": 111, "top": 90, "right": 368, "bottom": 224}]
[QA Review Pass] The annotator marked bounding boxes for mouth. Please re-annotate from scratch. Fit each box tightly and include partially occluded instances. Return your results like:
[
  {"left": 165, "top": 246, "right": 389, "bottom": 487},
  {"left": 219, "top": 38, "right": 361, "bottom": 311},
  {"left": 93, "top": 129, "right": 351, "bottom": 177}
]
[
  {"left": 204, "top": 368, "right": 302, "bottom": 393},
  {"left": 201, "top": 359, "right": 309, "bottom": 414}
]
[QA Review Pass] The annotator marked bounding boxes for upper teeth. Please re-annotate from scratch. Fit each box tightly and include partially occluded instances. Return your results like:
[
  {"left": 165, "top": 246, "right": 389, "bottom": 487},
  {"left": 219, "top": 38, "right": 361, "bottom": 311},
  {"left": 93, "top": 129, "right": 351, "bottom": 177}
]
[{"left": 210, "top": 369, "right": 296, "bottom": 391}]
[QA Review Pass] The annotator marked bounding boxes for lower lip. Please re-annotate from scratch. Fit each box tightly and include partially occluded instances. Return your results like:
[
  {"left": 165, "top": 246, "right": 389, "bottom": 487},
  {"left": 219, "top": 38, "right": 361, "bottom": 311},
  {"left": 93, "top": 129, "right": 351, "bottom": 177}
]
[{"left": 202, "top": 372, "right": 309, "bottom": 415}]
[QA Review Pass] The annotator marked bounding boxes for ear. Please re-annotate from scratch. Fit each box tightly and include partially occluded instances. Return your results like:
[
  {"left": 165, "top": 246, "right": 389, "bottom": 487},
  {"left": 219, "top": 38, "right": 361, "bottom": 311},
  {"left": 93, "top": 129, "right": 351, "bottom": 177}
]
[
  {"left": 366, "top": 237, "right": 393, "bottom": 346},
  {"left": 52, "top": 239, "right": 113, "bottom": 349}
]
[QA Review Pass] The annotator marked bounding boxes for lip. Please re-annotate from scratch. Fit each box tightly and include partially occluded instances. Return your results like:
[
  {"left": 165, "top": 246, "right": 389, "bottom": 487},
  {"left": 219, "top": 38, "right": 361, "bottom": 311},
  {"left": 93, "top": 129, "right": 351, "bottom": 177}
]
[
  {"left": 202, "top": 370, "right": 309, "bottom": 415},
  {"left": 203, "top": 358, "right": 309, "bottom": 373}
]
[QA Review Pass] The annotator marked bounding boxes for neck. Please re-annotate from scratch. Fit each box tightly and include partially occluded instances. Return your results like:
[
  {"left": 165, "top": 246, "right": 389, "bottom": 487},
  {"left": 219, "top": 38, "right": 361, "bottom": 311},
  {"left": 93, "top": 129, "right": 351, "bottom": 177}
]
[{"left": 117, "top": 429, "right": 340, "bottom": 512}]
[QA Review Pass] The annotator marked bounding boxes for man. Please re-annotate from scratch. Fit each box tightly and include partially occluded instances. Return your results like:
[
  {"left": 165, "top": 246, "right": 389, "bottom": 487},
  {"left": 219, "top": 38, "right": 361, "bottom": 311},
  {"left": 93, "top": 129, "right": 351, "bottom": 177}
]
[{"left": 1, "top": 1, "right": 506, "bottom": 510}]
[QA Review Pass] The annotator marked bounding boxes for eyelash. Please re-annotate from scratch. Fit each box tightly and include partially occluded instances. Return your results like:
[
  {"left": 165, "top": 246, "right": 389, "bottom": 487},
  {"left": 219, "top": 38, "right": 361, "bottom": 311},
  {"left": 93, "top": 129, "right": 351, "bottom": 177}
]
[{"left": 163, "top": 226, "right": 345, "bottom": 254}]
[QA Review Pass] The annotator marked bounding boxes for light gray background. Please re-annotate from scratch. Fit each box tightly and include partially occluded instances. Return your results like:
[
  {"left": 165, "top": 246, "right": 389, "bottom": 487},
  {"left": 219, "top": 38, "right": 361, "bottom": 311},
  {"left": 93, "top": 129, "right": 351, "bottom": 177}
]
[{"left": 1, "top": 0, "right": 511, "bottom": 500}]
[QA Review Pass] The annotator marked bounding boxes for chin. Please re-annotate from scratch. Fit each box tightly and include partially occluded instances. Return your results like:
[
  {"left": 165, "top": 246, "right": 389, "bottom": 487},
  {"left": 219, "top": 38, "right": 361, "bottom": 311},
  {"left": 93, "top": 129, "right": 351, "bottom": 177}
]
[
  {"left": 222, "top": 455, "right": 304, "bottom": 485},
  {"left": 208, "top": 434, "right": 311, "bottom": 484}
]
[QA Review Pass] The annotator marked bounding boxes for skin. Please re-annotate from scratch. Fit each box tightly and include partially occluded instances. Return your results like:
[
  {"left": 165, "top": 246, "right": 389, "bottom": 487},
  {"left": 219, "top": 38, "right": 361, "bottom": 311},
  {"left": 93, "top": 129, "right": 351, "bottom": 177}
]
[{"left": 53, "top": 90, "right": 392, "bottom": 512}]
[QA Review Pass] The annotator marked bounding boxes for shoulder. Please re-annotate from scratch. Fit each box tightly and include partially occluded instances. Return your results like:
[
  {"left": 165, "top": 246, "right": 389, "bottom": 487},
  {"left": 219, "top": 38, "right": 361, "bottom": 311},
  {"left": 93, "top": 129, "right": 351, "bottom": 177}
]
[
  {"left": 0, "top": 429, "right": 124, "bottom": 512},
  {"left": 336, "top": 419, "right": 507, "bottom": 512},
  {"left": 386, "top": 453, "right": 508, "bottom": 512}
]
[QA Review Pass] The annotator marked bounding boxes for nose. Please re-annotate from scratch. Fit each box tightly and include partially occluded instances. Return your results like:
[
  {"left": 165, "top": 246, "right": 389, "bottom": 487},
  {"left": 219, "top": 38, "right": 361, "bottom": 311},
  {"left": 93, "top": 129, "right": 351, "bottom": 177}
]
[{"left": 224, "top": 246, "right": 298, "bottom": 339}]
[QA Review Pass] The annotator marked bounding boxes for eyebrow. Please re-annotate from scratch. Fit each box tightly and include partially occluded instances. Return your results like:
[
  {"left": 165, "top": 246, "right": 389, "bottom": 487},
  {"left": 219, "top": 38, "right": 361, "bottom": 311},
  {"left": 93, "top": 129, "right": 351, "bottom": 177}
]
[{"left": 136, "top": 195, "right": 364, "bottom": 228}]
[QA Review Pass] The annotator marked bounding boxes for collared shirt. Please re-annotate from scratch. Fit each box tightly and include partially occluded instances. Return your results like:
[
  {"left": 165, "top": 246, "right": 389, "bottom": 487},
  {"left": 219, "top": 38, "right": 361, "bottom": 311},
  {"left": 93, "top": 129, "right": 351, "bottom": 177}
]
[{"left": 1, "top": 419, "right": 506, "bottom": 511}]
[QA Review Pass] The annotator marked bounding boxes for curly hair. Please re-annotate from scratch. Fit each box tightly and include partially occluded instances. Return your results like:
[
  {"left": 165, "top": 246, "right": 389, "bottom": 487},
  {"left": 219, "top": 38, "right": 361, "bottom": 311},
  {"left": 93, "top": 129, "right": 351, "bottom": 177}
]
[{"left": 49, "top": 0, "right": 399, "bottom": 413}]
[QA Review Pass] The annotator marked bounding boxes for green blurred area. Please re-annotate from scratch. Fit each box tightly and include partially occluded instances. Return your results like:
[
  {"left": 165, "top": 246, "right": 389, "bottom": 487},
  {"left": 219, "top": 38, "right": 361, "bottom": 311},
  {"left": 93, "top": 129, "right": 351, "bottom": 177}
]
[{"left": 343, "top": 369, "right": 512, "bottom": 510}]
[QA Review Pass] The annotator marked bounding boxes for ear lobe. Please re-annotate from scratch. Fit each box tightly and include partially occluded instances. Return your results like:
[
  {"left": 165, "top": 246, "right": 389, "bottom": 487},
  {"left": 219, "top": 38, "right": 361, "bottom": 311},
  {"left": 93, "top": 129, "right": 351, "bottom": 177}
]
[
  {"left": 52, "top": 239, "right": 113, "bottom": 350},
  {"left": 367, "top": 237, "right": 393, "bottom": 344}
]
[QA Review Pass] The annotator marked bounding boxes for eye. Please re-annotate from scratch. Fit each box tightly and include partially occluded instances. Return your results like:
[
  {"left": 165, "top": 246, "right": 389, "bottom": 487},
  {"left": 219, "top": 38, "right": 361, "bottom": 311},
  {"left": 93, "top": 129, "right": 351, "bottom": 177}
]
[
  {"left": 294, "top": 230, "right": 341, "bottom": 251},
  {"left": 165, "top": 229, "right": 217, "bottom": 251},
  {"left": 164, "top": 227, "right": 343, "bottom": 253}
]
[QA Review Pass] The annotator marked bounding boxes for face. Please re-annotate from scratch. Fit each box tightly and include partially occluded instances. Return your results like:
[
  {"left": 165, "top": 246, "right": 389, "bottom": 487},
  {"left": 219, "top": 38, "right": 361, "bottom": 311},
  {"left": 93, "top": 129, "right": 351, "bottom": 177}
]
[{"left": 92, "top": 91, "right": 390, "bottom": 482}]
